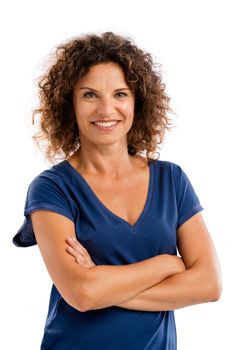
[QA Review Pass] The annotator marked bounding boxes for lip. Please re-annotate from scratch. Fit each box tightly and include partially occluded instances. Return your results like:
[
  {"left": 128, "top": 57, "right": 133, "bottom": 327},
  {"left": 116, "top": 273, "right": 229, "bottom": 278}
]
[
  {"left": 91, "top": 120, "right": 120, "bottom": 123},
  {"left": 91, "top": 120, "right": 120, "bottom": 131}
]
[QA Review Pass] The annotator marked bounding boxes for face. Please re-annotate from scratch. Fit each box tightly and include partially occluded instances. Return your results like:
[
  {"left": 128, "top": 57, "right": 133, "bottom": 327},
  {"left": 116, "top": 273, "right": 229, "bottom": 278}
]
[{"left": 73, "top": 62, "right": 135, "bottom": 149}]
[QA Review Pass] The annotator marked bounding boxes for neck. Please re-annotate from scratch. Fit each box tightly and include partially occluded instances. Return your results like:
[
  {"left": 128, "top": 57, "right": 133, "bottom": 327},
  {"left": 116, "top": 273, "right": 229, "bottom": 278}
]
[{"left": 71, "top": 145, "right": 136, "bottom": 178}]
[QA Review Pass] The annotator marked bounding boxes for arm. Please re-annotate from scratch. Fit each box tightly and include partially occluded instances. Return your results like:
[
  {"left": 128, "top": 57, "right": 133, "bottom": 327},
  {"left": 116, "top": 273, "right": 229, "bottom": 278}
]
[
  {"left": 115, "top": 212, "right": 222, "bottom": 311},
  {"left": 31, "top": 210, "right": 185, "bottom": 312}
]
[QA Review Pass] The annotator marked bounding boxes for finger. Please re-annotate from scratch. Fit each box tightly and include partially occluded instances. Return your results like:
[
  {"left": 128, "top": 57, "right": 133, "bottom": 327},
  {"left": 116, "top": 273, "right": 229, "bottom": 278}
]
[
  {"left": 66, "top": 237, "right": 85, "bottom": 255},
  {"left": 66, "top": 245, "right": 80, "bottom": 259},
  {"left": 67, "top": 244, "right": 91, "bottom": 263},
  {"left": 67, "top": 247, "right": 96, "bottom": 268},
  {"left": 66, "top": 246, "right": 87, "bottom": 264},
  {"left": 66, "top": 237, "right": 86, "bottom": 251},
  {"left": 66, "top": 237, "right": 96, "bottom": 268},
  {"left": 66, "top": 237, "right": 90, "bottom": 256},
  {"left": 67, "top": 247, "right": 92, "bottom": 268}
]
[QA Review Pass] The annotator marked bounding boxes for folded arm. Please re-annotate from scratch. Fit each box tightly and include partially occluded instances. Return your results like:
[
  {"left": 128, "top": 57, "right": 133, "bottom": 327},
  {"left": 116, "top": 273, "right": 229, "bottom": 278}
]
[
  {"left": 32, "top": 210, "right": 221, "bottom": 313},
  {"left": 31, "top": 210, "right": 185, "bottom": 312},
  {"left": 115, "top": 212, "right": 222, "bottom": 311}
]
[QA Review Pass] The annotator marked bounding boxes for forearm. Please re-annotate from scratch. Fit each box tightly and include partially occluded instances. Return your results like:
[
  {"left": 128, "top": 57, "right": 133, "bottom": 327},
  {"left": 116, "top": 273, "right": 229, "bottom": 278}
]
[
  {"left": 115, "top": 261, "right": 221, "bottom": 312},
  {"left": 86, "top": 254, "right": 183, "bottom": 310}
]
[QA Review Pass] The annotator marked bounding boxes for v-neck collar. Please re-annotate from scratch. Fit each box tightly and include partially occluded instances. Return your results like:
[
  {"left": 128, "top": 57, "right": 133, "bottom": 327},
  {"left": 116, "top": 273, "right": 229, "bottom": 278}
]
[{"left": 62, "top": 158, "right": 156, "bottom": 231}]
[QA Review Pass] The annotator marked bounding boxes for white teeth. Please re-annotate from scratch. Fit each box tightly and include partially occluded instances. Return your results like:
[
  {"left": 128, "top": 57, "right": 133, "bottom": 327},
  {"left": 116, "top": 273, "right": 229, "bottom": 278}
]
[{"left": 94, "top": 121, "right": 118, "bottom": 127}]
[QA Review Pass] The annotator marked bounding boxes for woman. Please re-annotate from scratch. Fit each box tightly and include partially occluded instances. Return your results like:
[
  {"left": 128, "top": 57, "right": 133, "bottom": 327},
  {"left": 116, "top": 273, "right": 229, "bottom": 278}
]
[{"left": 13, "top": 32, "right": 221, "bottom": 349}]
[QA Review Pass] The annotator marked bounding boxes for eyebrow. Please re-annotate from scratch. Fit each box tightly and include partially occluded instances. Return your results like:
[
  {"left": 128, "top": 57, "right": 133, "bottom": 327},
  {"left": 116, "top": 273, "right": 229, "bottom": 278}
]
[{"left": 79, "top": 87, "right": 130, "bottom": 92}]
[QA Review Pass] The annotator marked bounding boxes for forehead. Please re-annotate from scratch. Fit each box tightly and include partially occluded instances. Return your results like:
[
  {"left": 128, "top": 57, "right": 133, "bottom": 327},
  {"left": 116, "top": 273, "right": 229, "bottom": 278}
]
[{"left": 77, "top": 62, "right": 127, "bottom": 85}]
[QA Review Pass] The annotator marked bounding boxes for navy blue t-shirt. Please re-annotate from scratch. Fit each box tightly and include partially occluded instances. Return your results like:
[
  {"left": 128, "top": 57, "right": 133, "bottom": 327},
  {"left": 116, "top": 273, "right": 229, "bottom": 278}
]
[{"left": 13, "top": 159, "right": 204, "bottom": 350}]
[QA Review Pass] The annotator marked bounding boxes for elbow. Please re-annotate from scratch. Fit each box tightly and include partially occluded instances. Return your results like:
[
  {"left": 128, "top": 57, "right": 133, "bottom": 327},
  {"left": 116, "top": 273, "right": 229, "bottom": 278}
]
[
  {"left": 63, "top": 268, "right": 101, "bottom": 312},
  {"left": 64, "top": 282, "right": 95, "bottom": 313},
  {"left": 209, "top": 281, "right": 222, "bottom": 302},
  {"left": 76, "top": 301, "right": 92, "bottom": 313},
  {"left": 72, "top": 297, "right": 92, "bottom": 313},
  {"left": 74, "top": 269, "right": 102, "bottom": 312},
  {"left": 76, "top": 284, "right": 95, "bottom": 312},
  {"left": 198, "top": 260, "right": 222, "bottom": 303},
  {"left": 77, "top": 267, "right": 104, "bottom": 311},
  {"left": 207, "top": 274, "right": 222, "bottom": 302}
]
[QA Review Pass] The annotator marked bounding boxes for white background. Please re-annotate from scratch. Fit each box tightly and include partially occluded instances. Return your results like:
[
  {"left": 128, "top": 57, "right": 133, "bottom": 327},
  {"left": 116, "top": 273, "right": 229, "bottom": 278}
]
[{"left": 1, "top": 0, "right": 232, "bottom": 349}]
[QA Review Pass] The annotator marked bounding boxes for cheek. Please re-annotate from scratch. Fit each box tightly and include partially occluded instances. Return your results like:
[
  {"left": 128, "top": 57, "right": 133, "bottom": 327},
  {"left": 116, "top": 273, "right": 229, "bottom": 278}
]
[
  {"left": 120, "top": 101, "right": 135, "bottom": 118},
  {"left": 74, "top": 102, "right": 95, "bottom": 120}
]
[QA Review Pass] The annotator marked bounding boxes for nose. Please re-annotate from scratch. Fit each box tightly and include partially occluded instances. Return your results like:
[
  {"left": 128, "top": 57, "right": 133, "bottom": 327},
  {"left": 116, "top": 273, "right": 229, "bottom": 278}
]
[{"left": 96, "top": 96, "right": 116, "bottom": 117}]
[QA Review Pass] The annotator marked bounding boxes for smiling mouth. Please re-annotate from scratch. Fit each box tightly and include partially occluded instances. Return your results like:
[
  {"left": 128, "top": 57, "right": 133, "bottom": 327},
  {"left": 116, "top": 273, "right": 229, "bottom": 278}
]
[
  {"left": 91, "top": 120, "right": 121, "bottom": 130},
  {"left": 92, "top": 120, "right": 119, "bottom": 125}
]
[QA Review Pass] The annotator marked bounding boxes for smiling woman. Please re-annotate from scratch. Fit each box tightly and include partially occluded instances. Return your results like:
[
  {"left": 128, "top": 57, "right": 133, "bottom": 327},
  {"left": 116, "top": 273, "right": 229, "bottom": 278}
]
[
  {"left": 79, "top": 86, "right": 132, "bottom": 131},
  {"left": 13, "top": 31, "right": 221, "bottom": 350},
  {"left": 72, "top": 62, "right": 135, "bottom": 148},
  {"left": 30, "top": 31, "right": 173, "bottom": 163}
]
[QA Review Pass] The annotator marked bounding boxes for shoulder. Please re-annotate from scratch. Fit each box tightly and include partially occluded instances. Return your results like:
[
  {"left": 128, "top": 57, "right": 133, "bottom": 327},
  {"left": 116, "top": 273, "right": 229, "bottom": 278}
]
[
  {"left": 135, "top": 156, "right": 181, "bottom": 172},
  {"left": 151, "top": 159, "right": 191, "bottom": 192},
  {"left": 35, "top": 160, "right": 68, "bottom": 179},
  {"left": 24, "top": 161, "right": 74, "bottom": 209},
  {"left": 152, "top": 159, "right": 183, "bottom": 176},
  {"left": 22, "top": 161, "right": 75, "bottom": 238},
  {"left": 28, "top": 160, "right": 68, "bottom": 190}
]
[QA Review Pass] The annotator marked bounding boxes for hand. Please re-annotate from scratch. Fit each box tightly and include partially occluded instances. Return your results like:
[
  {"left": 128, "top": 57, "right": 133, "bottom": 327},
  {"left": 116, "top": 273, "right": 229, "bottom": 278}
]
[
  {"left": 173, "top": 255, "right": 186, "bottom": 273},
  {"left": 66, "top": 237, "right": 96, "bottom": 268}
]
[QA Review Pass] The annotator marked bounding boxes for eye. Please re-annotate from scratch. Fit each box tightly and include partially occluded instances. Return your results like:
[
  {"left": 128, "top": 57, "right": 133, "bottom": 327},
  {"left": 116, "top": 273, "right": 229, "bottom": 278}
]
[
  {"left": 82, "top": 91, "right": 97, "bottom": 99},
  {"left": 115, "top": 92, "right": 128, "bottom": 98}
]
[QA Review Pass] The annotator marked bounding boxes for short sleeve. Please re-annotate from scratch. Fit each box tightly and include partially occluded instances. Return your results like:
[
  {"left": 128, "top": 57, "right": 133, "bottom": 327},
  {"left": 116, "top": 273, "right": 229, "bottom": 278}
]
[
  {"left": 13, "top": 173, "right": 74, "bottom": 247},
  {"left": 174, "top": 164, "right": 204, "bottom": 229}
]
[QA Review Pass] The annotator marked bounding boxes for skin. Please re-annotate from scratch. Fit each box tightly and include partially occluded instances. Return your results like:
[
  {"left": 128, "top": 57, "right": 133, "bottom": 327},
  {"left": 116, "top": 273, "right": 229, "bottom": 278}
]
[
  {"left": 72, "top": 62, "right": 136, "bottom": 178},
  {"left": 31, "top": 62, "right": 222, "bottom": 313},
  {"left": 66, "top": 212, "right": 222, "bottom": 311},
  {"left": 32, "top": 210, "right": 187, "bottom": 311}
]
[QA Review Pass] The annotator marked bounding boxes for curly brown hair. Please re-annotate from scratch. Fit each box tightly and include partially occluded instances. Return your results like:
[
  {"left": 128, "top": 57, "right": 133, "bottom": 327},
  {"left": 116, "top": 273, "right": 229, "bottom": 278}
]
[{"left": 32, "top": 31, "right": 174, "bottom": 163}]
